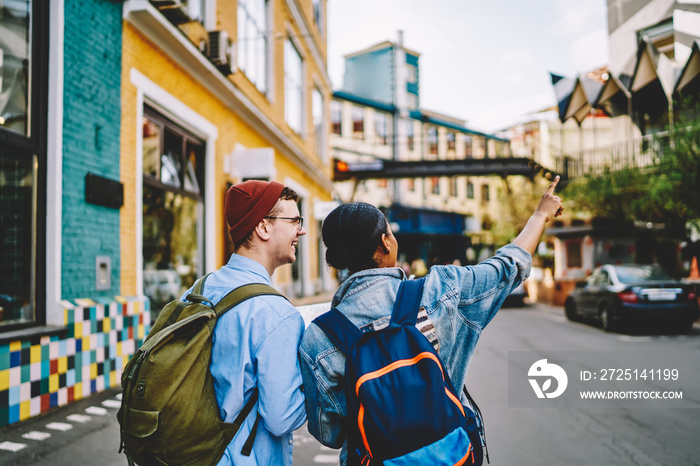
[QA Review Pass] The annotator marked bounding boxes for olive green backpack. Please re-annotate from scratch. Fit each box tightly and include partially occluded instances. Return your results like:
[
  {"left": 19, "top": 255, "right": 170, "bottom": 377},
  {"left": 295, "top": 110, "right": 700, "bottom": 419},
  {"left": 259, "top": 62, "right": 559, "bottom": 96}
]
[{"left": 117, "top": 275, "right": 284, "bottom": 465}]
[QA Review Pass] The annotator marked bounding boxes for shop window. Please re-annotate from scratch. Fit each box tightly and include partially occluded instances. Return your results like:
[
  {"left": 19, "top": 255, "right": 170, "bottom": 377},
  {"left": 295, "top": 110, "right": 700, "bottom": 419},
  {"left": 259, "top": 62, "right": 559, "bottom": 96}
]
[
  {"left": 1, "top": 0, "right": 48, "bottom": 329},
  {"left": 142, "top": 108, "right": 205, "bottom": 313}
]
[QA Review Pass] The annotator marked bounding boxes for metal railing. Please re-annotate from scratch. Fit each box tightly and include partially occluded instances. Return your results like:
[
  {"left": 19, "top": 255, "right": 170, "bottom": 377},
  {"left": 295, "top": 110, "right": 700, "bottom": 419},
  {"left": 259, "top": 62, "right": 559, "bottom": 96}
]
[{"left": 552, "top": 131, "right": 671, "bottom": 179}]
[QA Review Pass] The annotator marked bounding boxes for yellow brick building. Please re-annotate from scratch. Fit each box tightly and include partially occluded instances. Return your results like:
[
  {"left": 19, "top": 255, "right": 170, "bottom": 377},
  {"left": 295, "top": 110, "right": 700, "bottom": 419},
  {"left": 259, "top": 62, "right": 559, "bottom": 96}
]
[{"left": 121, "top": 0, "right": 334, "bottom": 307}]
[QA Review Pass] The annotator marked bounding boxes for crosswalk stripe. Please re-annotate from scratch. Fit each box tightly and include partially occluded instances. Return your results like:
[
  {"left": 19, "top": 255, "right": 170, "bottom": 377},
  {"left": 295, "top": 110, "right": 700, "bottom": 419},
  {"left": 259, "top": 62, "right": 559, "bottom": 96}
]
[
  {"left": 45, "top": 422, "right": 73, "bottom": 431},
  {"left": 101, "top": 399, "right": 122, "bottom": 409},
  {"left": 0, "top": 441, "right": 27, "bottom": 452},
  {"left": 66, "top": 414, "right": 92, "bottom": 423},
  {"left": 86, "top": 406, "right": 109, "bottom": 415},
  {"left": 21, "top": 431, "right": 51, "bottom": 441}
]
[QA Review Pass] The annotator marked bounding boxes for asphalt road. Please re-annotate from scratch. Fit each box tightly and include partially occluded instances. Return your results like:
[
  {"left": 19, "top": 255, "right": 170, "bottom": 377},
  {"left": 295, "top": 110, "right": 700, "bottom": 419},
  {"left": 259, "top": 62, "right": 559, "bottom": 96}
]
[{"left": 1, "top": 302, "right": 698, "bottom": 465}]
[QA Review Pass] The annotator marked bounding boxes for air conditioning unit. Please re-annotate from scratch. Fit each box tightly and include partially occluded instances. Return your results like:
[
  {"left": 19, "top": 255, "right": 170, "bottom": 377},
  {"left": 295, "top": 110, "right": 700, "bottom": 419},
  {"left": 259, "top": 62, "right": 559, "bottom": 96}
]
[{"left": 207, "top": 30, "right": 236, "bottom": 75}]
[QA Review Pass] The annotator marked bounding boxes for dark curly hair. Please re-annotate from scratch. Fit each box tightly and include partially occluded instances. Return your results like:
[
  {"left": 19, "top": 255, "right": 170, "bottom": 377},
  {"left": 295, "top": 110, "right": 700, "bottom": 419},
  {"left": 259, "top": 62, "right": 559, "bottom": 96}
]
[{"left": 322, "top": 202, "right": 388, "bottom": 274}]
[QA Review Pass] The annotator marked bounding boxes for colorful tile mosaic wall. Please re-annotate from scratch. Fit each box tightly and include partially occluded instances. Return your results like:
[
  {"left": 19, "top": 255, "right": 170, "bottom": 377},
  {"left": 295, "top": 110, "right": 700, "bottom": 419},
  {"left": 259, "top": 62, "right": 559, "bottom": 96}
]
[{"left": 0, "top": 297, "right": 149, "bottom": 428}]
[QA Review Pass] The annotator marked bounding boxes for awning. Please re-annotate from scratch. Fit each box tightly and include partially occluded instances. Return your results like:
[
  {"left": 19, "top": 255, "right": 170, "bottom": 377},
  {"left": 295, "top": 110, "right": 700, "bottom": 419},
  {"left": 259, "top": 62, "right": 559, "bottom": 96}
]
[
  {"left": 675, "top": 39, "right": 700, "bottom": 92},
  {"left": 550, "top": 73, "right": 576, "bottom": 123},
  {"left": 630, "top": 37, "right": 679, "bottom": 102}
]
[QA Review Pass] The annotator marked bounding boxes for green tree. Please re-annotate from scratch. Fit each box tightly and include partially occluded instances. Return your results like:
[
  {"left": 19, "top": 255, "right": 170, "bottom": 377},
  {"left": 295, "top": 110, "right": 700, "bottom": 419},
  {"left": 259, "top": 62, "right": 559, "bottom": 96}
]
[{"left": 562, "top": 120, "right": 700, "bottom": 237}]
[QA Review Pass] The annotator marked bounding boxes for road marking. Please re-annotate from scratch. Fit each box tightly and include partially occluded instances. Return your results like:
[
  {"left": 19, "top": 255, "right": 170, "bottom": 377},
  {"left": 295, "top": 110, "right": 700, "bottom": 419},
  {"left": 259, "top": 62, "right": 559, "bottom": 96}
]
[
  {"left": 617, "top": 336, "right": 654, "bottom": 342},
  {"left": 45, "top": 422, "right": 73, "bottom": 431},
  {"left": 313, "top": 454, "right": 339, "bottom": 463},
  {"left": 0, "top": 441, "right": 27, "bottom": 452},
  {"left": 66, "top": 414, "right": 92, "bottom": 423},
  {"left": 22, "top": 431, "right": 51, "bottom": 441},
  {"left": 86, "top": 406, "right": 108, "bottom": 416},
  {"left": 102, "top": 399, "right": 122, "bottom": 409}
]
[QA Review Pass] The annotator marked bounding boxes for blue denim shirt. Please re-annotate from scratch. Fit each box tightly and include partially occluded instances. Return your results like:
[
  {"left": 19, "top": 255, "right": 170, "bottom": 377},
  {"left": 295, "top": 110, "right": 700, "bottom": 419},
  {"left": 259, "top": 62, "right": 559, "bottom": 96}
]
[
  {"left": 181, "top": 254, "right": 307, "bottom": 466},
  {"left": 298, "top": 244, "right": 531, "bottom": 464}
]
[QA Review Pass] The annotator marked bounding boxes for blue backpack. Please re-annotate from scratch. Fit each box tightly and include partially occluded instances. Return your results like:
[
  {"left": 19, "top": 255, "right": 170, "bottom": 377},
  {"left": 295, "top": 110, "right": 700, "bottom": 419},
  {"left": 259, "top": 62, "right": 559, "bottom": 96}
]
[{"left": 313, "top": 278, "right": 487, "bottom": 466}]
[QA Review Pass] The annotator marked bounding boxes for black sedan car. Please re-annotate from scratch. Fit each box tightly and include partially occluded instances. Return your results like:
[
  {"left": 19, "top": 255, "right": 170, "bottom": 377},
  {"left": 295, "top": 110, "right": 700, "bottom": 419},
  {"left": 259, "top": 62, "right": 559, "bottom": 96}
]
[{"left": 564, "top": 264, "right": 699, "bottom": 333}]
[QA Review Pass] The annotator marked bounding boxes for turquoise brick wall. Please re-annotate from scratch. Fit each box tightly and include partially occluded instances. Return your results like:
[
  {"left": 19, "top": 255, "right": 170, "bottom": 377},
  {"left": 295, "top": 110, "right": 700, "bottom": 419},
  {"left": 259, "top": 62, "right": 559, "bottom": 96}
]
[{"left": 62, "top": 0, "right": 123, "bottom": 300}]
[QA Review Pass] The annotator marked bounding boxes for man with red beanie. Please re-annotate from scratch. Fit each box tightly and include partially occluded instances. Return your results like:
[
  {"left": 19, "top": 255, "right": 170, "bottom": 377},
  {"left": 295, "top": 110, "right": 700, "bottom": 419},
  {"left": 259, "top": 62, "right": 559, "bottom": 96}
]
[{"left": 180, "top": 179, "right": 307, "bottom": 465}]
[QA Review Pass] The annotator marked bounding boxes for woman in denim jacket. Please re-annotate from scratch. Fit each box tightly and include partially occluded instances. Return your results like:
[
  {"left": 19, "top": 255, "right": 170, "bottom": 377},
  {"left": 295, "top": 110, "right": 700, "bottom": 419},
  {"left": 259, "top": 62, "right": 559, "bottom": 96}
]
[{"left": 299, "top": 177, "right": 564, "bottom": 465}]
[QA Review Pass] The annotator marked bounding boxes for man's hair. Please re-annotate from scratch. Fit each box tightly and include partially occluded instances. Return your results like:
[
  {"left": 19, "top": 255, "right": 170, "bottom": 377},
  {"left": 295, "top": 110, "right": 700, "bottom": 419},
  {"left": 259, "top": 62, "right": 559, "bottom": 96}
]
[{"left": 233, "top": 187, "right": 299, "bottom": 250}]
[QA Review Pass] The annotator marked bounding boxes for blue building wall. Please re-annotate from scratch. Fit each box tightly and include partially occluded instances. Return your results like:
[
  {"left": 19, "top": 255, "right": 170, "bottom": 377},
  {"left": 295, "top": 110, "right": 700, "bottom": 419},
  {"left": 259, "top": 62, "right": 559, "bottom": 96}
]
[
  {"left": 343, "top": 47, "right": 394, "bottom": 105},
  {"left": 406, "top": 52, "right": 420, "bottom": 102},
  {"left": 62, "top": 0, "right": 123, "bottom": 300}
]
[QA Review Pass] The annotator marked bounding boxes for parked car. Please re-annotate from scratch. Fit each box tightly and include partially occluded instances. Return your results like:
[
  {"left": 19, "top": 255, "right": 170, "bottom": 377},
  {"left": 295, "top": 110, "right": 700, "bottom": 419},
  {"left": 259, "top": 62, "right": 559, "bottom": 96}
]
[{"left": 564, "top": 264, "right": 699, "bottom": 333}]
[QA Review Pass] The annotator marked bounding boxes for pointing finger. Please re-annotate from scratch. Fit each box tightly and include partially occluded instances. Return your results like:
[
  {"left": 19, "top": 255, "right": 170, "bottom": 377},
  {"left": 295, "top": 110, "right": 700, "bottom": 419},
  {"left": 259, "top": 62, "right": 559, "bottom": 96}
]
[{"left": 546, "top": 175, "right": 560, "bottom": 195}]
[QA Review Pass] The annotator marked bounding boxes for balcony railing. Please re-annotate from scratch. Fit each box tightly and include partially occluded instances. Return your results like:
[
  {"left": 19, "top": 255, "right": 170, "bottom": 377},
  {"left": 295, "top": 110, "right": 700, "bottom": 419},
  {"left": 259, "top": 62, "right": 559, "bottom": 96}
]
[{"left": 552, "top": 131, "right": 672, "bottom": 179}]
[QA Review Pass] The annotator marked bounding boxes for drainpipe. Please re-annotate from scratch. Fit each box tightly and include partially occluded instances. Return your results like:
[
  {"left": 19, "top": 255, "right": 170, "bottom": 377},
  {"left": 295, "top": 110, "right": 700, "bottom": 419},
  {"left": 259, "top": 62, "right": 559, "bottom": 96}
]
[{"left": 393, "top": 30, "right": 408, "bottom": 205}]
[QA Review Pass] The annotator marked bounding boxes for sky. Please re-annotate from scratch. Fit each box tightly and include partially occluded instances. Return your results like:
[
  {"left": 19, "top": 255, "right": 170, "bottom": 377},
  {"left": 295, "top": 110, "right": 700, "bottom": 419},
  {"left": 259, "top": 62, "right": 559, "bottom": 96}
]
[{"left": 326, "top": 0, "right": 610, "bottom": 133}]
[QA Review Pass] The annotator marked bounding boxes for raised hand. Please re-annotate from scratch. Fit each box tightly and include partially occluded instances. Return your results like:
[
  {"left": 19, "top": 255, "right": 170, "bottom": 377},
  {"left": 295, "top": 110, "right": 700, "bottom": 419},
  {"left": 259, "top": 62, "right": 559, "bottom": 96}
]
[{"left": 535, "top": 175, "right": 564, "bottom": 222}]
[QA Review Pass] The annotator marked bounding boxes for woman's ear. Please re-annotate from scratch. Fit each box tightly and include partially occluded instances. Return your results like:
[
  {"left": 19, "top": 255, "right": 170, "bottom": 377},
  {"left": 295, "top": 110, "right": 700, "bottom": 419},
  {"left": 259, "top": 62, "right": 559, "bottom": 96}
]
[{"left": 380, "top": 233, "right": 391, "bottom": 254}]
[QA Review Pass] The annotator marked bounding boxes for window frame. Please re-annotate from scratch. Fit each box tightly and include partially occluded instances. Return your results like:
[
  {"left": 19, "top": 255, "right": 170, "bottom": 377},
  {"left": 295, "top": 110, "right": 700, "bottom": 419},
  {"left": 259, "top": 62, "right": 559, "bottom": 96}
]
[
  {"left": 284, "top": 38, "right": 304, "bottom": 135},
  {"left": 0, "top": 0, "right": 49, "bottom": 331},
  {"left": 374, "top": 111, "right": 388, "bottom": 145},
  {"left": 352, "top": 105, "right": 364, "bottom": 139},
  {"left": 238, "top": 0, "right": 269, "bottom": 94},
  {"left": 427, "top": 126, "right": 438, "bottom": 156},
  {"left": 330, "top": 100, "right": 342, "bottom": 135}
]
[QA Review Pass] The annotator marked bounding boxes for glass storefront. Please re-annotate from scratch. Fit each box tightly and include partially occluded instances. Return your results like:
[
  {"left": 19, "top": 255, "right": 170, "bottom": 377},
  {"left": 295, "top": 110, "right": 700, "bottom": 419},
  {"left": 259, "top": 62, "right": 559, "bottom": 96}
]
[
  {"left": 142, "top": 108, "right": 205, "bottom": 316},
  {"left": 1, "top": 0, "right": 45, "bottom": 329}
]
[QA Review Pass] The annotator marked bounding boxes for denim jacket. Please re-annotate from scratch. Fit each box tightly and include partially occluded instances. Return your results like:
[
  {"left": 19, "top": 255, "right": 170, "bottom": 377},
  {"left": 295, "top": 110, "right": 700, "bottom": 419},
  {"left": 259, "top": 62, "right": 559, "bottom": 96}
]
[{"left": 298, "top": 244, "right": 531, "bottom": 464}]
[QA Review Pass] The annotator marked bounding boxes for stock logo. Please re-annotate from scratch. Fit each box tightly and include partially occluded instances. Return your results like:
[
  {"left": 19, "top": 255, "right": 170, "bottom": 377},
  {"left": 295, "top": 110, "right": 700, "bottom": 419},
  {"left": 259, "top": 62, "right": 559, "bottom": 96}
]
[{"left": 528, "top": 359, "right": 568, "bottom": 399}]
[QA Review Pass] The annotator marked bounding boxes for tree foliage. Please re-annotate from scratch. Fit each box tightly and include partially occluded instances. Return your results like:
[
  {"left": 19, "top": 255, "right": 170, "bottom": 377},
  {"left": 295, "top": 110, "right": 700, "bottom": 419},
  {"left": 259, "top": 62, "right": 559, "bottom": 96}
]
[{"left": 562, "top": 121, "right": 700, "bottom": 237}]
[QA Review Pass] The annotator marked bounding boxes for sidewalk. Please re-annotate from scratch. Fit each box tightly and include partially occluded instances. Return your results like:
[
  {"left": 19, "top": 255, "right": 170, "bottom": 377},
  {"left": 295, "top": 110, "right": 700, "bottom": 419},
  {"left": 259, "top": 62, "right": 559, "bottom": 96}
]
[{"left": 0, "top": 387, "right": 125, "bottom": 466}]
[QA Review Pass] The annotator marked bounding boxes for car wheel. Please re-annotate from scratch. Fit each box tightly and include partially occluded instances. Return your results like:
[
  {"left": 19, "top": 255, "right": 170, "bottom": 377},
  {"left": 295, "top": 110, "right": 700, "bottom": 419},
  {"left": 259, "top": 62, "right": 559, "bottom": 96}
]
[
  {"left": 564, "top": 299, "right": 578, "bottom": 321},
  {"left": 599, "top": 304, "right": 615, "bottom": 332}
]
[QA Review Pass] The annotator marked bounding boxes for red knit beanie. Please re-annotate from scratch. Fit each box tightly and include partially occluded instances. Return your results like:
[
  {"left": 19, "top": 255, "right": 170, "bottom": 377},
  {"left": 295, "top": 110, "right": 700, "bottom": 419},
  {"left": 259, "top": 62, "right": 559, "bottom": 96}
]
[{"left": 225, "top": 180, "right": 285, "bottom": 243}]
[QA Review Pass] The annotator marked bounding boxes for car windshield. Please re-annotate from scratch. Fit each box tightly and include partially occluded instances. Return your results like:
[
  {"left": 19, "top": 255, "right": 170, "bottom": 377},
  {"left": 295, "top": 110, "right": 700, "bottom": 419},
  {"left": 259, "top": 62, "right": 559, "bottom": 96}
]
[{"left": 613, "top": 265, "right": 675, "bottom": 284}]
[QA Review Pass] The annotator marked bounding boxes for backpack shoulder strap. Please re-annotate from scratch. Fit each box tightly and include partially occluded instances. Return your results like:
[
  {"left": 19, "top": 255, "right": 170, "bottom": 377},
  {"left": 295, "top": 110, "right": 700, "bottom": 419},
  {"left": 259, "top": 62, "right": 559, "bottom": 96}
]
[
  {"left": 313, "top": 308, "right": 363, "bottom": 354},
  {"left": 214, "top": 283, "right": 287, "bottom": 317},
  {"left": 390, "top": 277, "right": 426, "bottom": 327},
  {"left": 193, "top": 273, "right": 212, "bottom": 294}
]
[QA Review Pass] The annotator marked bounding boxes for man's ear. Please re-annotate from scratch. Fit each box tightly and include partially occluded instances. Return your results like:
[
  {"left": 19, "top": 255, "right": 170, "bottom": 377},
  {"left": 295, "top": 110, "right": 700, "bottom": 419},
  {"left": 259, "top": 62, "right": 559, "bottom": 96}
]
[{"left": 254, "top": 220, "right": 271, "bottom": 241}]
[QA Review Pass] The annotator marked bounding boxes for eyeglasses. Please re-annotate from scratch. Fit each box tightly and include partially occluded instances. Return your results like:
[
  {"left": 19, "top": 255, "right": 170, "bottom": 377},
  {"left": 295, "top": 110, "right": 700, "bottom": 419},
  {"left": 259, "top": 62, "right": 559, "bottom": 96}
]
[{"left": 264, "top": 216, "right": 304, "bottom": 231}]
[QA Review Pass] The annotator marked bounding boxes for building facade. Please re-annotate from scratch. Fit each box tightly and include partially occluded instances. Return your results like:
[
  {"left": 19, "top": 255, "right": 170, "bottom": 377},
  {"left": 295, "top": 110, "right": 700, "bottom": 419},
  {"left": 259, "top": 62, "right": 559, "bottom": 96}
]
[
  {"left": 502, "top": 1, "right": 700, "bottom": 303},
  {"left": 0, "top": 0, "right": 333, "bottom": 428}
]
